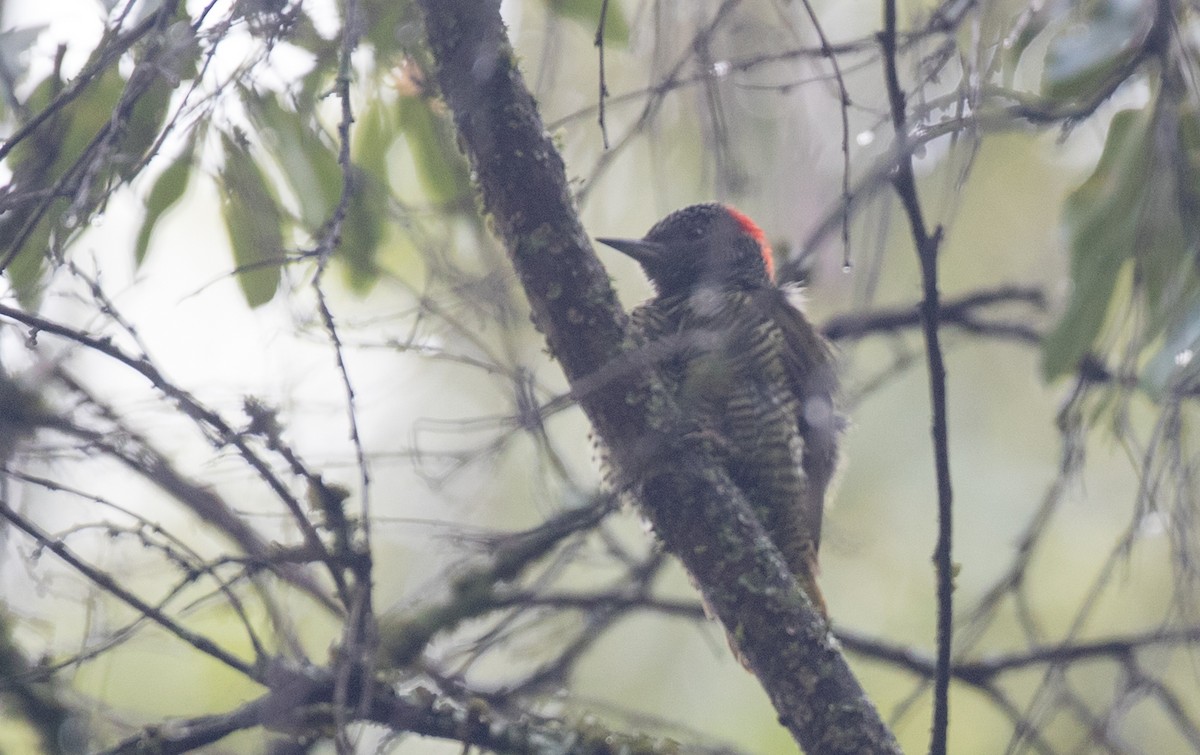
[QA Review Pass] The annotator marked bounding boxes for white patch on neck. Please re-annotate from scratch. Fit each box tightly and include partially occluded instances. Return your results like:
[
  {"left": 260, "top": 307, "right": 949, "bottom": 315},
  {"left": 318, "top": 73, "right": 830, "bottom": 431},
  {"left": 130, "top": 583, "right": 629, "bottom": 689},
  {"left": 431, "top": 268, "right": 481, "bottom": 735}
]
[
  {"left": 688, "top": 285, "right": 724, "bottom": 317},
  {"left": 780, "top": 282, "right": 809, "bottom": 312}
]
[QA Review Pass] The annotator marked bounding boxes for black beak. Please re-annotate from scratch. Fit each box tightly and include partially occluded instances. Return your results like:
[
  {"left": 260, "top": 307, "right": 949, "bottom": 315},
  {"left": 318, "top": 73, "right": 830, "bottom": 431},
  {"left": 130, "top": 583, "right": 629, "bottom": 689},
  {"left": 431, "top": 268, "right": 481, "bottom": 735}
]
[{"left": 595, "top": 237, "right": 665, "bottom": 264}]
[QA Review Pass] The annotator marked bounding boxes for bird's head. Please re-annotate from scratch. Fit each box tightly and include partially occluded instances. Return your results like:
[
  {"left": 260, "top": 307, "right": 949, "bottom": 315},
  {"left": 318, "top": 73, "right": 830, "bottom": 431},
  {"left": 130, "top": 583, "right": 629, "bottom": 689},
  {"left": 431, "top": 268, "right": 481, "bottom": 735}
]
[{"left": 597, "top": 203, "right": 775, "bottom": 296}]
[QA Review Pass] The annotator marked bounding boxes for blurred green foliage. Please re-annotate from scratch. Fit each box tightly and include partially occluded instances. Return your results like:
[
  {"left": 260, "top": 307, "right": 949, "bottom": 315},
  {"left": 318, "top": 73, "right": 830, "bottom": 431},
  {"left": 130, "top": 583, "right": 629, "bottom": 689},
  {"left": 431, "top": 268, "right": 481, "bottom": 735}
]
[
  {"left": 0, "top": 0, "right": 629, "bottom": 306},
  {"left": 1012, "top": 0, "right": 1200, "bottom": 397},
  {"left": 219, "top": 132, "right": 285, "bottom": 308}
]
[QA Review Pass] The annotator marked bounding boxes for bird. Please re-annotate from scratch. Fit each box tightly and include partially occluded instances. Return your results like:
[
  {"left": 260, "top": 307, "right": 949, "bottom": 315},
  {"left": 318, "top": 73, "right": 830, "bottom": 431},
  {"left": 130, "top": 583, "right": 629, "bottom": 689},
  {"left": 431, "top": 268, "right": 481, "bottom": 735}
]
[{"left": 596, "top": 203, "right": 840, "bottom": 616}]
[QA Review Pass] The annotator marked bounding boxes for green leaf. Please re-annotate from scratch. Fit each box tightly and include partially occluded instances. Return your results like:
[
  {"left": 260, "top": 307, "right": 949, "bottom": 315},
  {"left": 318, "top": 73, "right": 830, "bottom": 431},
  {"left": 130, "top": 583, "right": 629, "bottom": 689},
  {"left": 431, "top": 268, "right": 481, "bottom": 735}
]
[
  {"left": 117, "top": 23, "right": 197, "bottom": 179},
  {"left": 0, "top": 201, "right": 57, "bottom": 309},
  {"left": 339, "top": 169, "right": 385, "bottom": 292},
  {"left": 219, "top": 134, "right": 284, "bottom": 308},
  {"left": 1042, "top": 108, "right": 1153, "bottom": 379},
  {"left": 1044, "top": 99, "right": 1200, "bottom": 392},
  {"left": 134, "top": 141, "right": 194, "bottom": 267},
  {"left": 1142, "top": 294, "right": 1200, "bottom": 395},
  {"left": 396, "top": 94, "right": 471, "bottom": 206},
  {"left": 323, "top": 102, "right": 398, "bottom": 291},
  {"left": 0, "top": 21, "right": 196, "bottom": 293},
  {"left": 1041, "top": 0, "right": 1151, "bottom": 103},
  {"left": 59, "top": 68, "right": 125, "bottom": 168},
  {"left": 6, "top": 68, "right": 123, "bottom": 191},
  {"left": 1174, "top": 104, "right": 1200, "bottom": 246},
  {"left": 114, "top": 75, "right": 172, "bottom": 181},
  {"left": 243, "top": 89, "right": 342, "bottom": 230},
  {"left": 1135, "top": 161, "right": 1189, "bottom": 315},
  {"left": 1001, "top": 4, "right": 1058, "bottom": 83},
  {"left": 543, "top": 0, "right": 629, "bottom": 46},
  {"left": 1133, "top": 103, "right": 1200, "bottom": 395},
  {"left": 355, "top": 100, "right": 396, "bottom": 188},
  {"left": 360, "top": 0, "right": 420, "bottom": 56},
  {"left": 0, "top": 27, "right": 45, "bottom": 112},
  {"left": 1, "top": 69, "right": 121, "bottom": 298}
]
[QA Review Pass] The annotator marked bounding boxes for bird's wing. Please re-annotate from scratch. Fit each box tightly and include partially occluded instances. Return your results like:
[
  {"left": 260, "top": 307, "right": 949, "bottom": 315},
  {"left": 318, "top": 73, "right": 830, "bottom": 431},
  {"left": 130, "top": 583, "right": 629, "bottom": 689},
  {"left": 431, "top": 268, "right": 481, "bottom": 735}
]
[
  {"left": 758, "top": 288, "right": 837, "bottom": 406},
  {"left": 753, "top": 287, "right": 842, "bottom": 548}
]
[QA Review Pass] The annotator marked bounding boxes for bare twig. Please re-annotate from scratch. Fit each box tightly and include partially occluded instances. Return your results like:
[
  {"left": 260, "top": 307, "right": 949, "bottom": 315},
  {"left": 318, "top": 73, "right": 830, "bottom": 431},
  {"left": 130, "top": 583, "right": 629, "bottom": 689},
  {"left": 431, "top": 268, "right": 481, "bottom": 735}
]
[
  {"left": 0, "top": 305, "right": 345, "bottom": 610},
  {"left": 879, "top": 1, "right": 953, "bottom": 751},
  {"left": 0, "top": 498, "right": 258, "bottom": 679},
  {"left": 595, "top": 0, "right": 611, "bottom": 149},
  {"left": 823, "top": 284, "right": 1045, "bottom": 343},
  {"left": 796, "top": 0, "right": 854, "bottom": 265}
]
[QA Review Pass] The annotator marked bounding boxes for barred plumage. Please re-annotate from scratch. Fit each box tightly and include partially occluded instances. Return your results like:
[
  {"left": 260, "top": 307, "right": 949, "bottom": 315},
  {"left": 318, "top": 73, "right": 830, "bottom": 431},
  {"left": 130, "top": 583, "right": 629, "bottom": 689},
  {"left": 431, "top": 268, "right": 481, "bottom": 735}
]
[{"left": 598, "top": 204, "right": 840, "bottom": 615}]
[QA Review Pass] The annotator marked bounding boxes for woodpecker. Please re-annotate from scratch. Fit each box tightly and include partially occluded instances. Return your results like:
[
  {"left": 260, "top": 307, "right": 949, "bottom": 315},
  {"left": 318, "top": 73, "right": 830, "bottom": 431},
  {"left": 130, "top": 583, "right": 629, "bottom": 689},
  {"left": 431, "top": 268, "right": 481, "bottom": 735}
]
[{"left": 597, "top": 203, "right": 840, "bottom": 615}]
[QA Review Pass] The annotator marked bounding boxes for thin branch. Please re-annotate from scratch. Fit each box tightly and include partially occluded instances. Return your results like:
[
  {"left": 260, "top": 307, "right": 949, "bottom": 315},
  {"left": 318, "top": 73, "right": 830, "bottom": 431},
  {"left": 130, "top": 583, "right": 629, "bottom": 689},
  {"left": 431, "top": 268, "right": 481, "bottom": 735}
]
[
  {"left": 2, "top": 467, "right": 272, "bottom": 665},
  {"left": 0, "top": 11, "right": 162, "bottom": 165},
  {"left": 309, "top": 2, "right": 373, "bottom": 748},
  {"left": 487, "top": 591, "right": 706, "bottom": 620},
  {"left": 0, "top": 498, "right": 258, "bottom": 680},
  {"left": 823, "top": 284, "right": 1045, "bottom": 343},
  {"left": 492, "top": 554, "right": 666, "bottom": 697},
  {"left": 46, "top": 371, "right": 339, "bottom": 614},
  {"left": 879, "top": 2, "right": 953, "bottom": 752},
  {"left": 574, "top": 0, "right": 744, "bottom": 204},
  {"left": 595, "top": 0, "right": 611, "bottom": 149},
  {"left": 377, "top": 496, "right": 616, "bottom": 668},
  {"left": 796, "top": 0, "right": 854, "bottom": 265},
  {"left": 839, "top": 626, "right": 1200, "bottom": 686},
  {"left": 0, "top": 606, "right": 76, "bottom": 755},
  {"left": 0, "top": 304, "right": 347, "bottom": 608},
  {"left": 0, "top": 0, "right": 187, "bottom": 274},
  {"left": 99, "top": 667, "right": 685, "bottom": 755}
]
